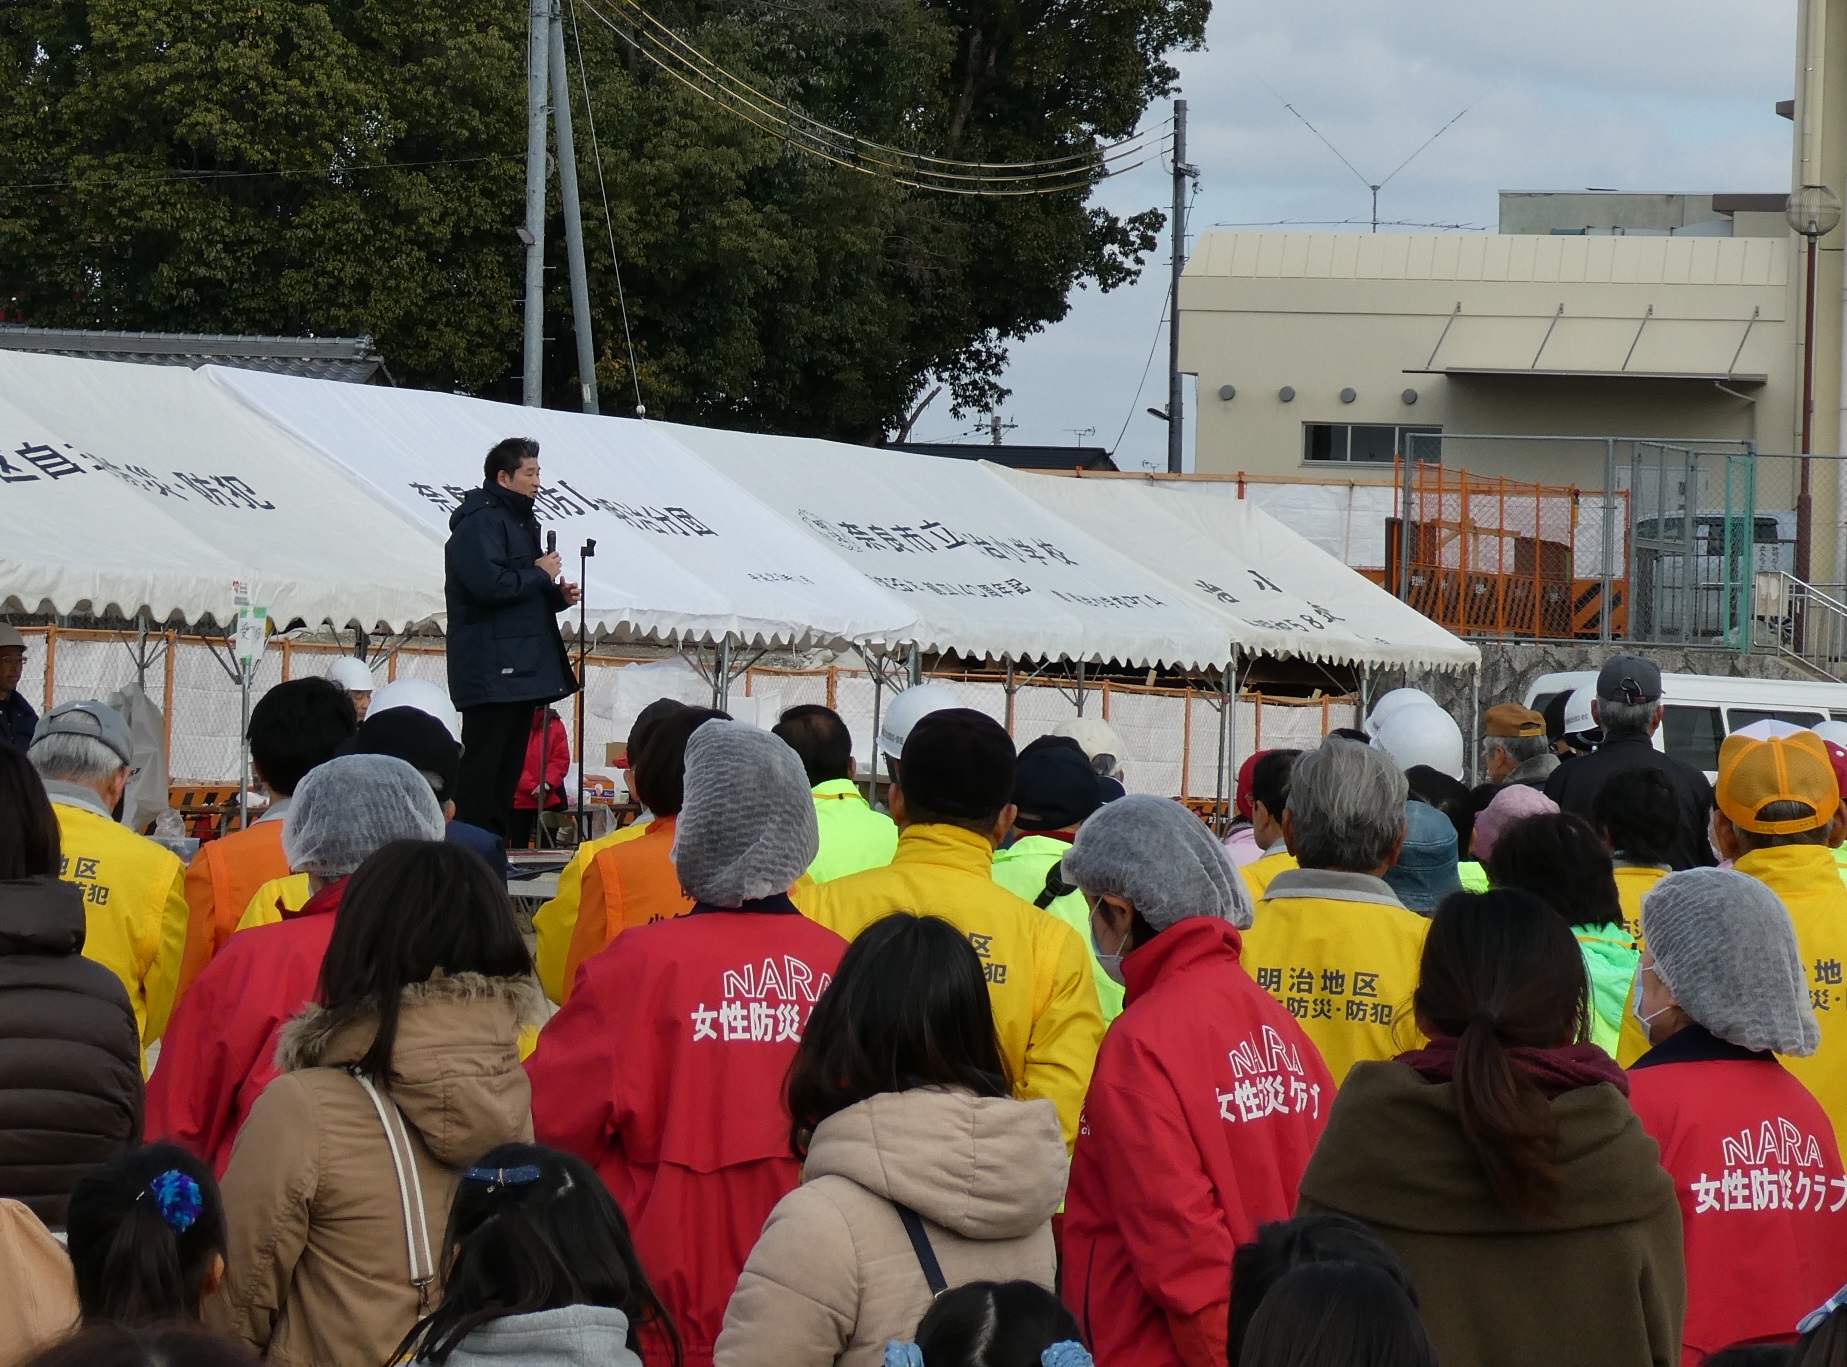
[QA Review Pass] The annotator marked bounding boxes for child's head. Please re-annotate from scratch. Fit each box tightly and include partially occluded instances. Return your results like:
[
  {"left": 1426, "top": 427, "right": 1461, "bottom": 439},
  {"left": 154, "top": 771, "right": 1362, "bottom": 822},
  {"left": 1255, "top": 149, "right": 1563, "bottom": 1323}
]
[
  {"left": 397, "top": 1144, "right": 680, "bottom": 1367},
  {"left": 890, "top": 1281, "right": 1091, "bottom": 1367},
  {"left": 1240, "top": 1262, "right": 1435, "bottom": 1367},
  {"left": 1229, "top": 1214, "right": 1417, "bottom": 1366},
  {"left": 65, "top": 1144, "right": 226, "bottom": 1327}
]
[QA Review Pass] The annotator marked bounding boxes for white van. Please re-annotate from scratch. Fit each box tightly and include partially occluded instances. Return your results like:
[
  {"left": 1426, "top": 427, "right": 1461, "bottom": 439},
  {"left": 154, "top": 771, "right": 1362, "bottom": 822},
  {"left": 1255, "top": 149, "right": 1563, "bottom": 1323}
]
[{"left": 1523, "top": 670, "right": 1847, "bottom": 778}]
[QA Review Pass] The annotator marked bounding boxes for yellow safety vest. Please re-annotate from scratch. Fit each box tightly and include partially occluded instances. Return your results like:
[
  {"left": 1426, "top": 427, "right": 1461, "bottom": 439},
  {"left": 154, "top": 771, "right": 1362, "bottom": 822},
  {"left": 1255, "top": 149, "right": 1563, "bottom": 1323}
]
[
  {"left": 1244, "top": 869, "right": 1430, "bottom": 1085},
  {"left": 1238, "top": 847, "right": 1299, "bottom": 903},
  {"left": 50, "top": 799, "right": 189, "bottom": 1055},
  {"left": 798, "top": 824, "right": 1105, "bottom": 1152},
  {"left": 807, "top": 780, "right": 899, "bottom": 884},
  {"left": 533, "top": 821, "right": 649, "bottom": 1003},
  {"left": 235, "top": 874, "right": 315, "bottom": 931}
]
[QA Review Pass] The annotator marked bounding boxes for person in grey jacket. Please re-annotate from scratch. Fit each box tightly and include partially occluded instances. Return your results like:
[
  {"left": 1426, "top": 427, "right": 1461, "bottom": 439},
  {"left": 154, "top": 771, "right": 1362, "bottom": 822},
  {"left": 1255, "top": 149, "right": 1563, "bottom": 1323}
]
[{"left": 395, "top": 1144, "right": 679, "bottom": 1367}]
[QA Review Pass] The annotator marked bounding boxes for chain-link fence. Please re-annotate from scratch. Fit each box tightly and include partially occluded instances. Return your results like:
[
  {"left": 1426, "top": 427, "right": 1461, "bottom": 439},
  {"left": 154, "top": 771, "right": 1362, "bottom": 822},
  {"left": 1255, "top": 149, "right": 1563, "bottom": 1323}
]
[{"left": 6, "top": 625, "right": 1357, "bottom": 802}]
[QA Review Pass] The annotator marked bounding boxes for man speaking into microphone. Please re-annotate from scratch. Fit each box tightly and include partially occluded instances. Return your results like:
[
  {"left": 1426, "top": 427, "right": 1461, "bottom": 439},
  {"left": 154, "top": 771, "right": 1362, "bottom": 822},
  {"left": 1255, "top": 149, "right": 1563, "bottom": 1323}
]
[{"left": 444, "top": 437, "right": 582, "bottom": 836}]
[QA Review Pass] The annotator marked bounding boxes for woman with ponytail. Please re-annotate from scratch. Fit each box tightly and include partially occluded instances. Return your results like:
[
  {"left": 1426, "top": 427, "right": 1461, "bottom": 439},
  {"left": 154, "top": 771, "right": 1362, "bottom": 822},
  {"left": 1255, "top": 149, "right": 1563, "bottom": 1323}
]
[
  {"left": 1297, "top": 889, "right": 1684, "bottom": 1367},
  {"left": 395, "top": 1144, "right": 680, "bottom": 1367},
  {"left": 65, "top": 1143, "right": 226, "bottom": 1326}
]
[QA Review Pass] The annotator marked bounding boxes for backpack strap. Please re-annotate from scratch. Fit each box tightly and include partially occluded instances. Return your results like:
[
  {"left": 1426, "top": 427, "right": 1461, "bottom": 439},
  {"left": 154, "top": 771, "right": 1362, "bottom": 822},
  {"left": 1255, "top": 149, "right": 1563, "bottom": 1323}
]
[
  {"left": 1036, "top": 859, "right": 1076, "bottom": 910},
  {"left": 350, "top": 1069, "right": 437, "bottom": 1309},
  {"left": 894, "top": 1203, "right": 948, "bottom": 1298}
]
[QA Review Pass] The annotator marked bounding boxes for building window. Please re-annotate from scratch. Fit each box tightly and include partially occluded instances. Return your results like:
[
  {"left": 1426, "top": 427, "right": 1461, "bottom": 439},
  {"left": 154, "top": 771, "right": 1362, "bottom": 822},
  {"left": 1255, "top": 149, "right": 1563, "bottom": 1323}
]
[{"left": 1303, "top": 424, "right": 1442, "bottom": 465}]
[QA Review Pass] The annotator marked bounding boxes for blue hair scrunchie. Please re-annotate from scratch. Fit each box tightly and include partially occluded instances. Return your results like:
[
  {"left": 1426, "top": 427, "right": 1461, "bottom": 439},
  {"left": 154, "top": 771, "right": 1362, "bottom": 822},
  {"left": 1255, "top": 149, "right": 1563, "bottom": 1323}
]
[
  {"left": 1040, "top": 1343, "right": 1093, "bottom": 1367},
  {"left": 145, "top": 1170, "right": 203, "bottom": 1236},
  {"left": 883, "top": 1342, "right": 925, "bottom": 1367},
  {"left": 462, "top": 1164, "right": 544, "bottom": 1190}
]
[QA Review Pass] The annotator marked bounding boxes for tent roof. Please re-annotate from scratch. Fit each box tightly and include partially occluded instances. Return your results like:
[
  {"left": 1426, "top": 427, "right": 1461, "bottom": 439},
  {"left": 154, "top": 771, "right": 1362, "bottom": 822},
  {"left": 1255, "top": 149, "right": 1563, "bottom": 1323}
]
[
  {"left": 992, "top": 467, "right": 1480, "bottom": 673},
  {"left": 665, "top": 424, "right": 1232, "bottom": 669},
  {"left": 0, "top": 352, "right": 444, "bottom": 629},
  {"left": 207, "top": 367, "right": 917, "bottom": 650}
]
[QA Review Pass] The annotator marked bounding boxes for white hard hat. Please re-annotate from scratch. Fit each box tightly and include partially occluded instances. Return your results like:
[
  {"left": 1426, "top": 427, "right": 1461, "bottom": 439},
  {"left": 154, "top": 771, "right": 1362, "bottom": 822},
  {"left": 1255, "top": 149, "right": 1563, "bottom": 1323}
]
[
  {"left": 1813, "top": 720, "right": 1847, "bottom": 748},
  {"left": 324, "top": 657, "right": 377, "bottom": 694},
  {"left": 1563, "top": 685, "right": 1601, "bottom": 744},
  {"left": 1369, "top": 701, "right": 1464, "bottom": 780},
  {"left": 1366, "top": 687, "right": 1438, "bottom": 734},
  {"left": 1049, "top": 717, "right": 1128, "bottom": 776},
  {"left": 877, "top": 681, "right": 966, "bottom": 759},
  {"left": 367, "top": 678, "right": 462, "bottom": 744}
]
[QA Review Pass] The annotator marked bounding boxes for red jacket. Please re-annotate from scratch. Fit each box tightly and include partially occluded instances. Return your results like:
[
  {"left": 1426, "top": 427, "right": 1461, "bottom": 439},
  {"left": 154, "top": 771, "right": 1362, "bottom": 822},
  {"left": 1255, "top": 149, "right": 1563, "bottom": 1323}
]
[
  {"left": 1063, "top": 917, "right": 1334, "bottom": 1367},
  {"left": 527, "top": 899, "right": 847, "bottom": 1367},
  {"left": 143, "top": 879, "right": 345, "bottom": 1176},
  {"left": 1629, "top": 1025, "right": 1847, "bottom": 1365},
  {"left": 516, "top": 710, "right": 571, "bottom": 811}
]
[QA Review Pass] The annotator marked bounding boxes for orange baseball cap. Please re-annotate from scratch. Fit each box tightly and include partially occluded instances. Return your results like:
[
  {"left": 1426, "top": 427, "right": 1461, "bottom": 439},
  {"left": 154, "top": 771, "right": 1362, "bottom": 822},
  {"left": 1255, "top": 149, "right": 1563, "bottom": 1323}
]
[{"left": 1715, "top": 730, "right": 1841, "bottom": 834}]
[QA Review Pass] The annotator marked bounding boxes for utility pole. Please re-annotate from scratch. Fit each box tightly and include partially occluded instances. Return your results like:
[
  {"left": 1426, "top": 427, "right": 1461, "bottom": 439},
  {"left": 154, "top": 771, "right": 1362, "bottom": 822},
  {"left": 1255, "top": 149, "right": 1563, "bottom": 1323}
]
[
  {"left": 522, "top": 0, "right": 550, "bottom": 406},
  {"left": 523, "top": 0, "right": 601, "bottom": 412},
  {"left": 549, "top": 7, "right": 600, "bottom": 414},
  {"left": 1167, "top": 98, "right": 1196, "bottom": 474}
]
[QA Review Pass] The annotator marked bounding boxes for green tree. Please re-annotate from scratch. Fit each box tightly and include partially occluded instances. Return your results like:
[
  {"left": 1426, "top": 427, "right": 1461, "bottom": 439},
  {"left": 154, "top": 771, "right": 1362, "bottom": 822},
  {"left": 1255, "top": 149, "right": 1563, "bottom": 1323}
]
[{"left": 0, "top": 0, "right": 1206, "bottom": 440}]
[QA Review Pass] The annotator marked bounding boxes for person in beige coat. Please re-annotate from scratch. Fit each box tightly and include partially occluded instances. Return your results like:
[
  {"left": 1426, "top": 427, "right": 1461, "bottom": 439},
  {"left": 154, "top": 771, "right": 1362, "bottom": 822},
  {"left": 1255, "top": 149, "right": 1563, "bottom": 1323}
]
[
  {"left": 716, "top": 912, "right": 1068, "bottom": 1367},
  {"left": 206, "top": 840, "right": 539, "bottom": 1367}
]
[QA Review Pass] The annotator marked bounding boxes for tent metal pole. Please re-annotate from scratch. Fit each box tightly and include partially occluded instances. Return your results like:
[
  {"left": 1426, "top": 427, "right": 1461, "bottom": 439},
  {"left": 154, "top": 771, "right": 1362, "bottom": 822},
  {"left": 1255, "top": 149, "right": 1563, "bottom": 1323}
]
[
  {"left": 868, "top": 655, "right": 886, "bottom": 805},
  {"left": 1469, "top": 664, "right": 1482, "bottom": 786},
  {"left": 1359, "top": 665, "right": 1370, "bottom": 726},
  {"left": 1215, "top": 657, "right": 1235, "bottom": 830},
  {"left": 906, "top": 644, "right": 921, "bottom": 687},
  {"left": 238, "top": 658, "right": 253, "bottom": 828},
  {"left": 714, "top": 635, "right": 733, "bottom": 712},
  {"left": 1075, "top": 659, "right": 1086, "bottom": 717},
  {"left": 1003, "top": 656, "right": 1016, "bottom": 733}
]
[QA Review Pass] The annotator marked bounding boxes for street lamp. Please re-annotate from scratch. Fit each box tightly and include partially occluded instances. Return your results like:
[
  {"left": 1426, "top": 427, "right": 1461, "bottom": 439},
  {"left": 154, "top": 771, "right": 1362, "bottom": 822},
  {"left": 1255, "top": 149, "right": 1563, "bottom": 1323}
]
[{"left": 1787, "top": 184, "right": 1843, "bottom": 584}]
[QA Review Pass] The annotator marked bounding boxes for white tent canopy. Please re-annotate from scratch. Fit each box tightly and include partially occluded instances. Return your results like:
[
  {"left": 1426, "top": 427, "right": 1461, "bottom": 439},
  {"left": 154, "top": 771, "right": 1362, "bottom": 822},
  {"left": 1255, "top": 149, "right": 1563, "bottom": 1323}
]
[
  {"left": 210, "top": 367, "right": 917, "bottom": 649},
  {"left": 0, "top": 352, "right": 445, "bottom": 630},
  {"left": 993, "top": 467, "right": 1481, "bottom": 673},
  {"left": 668, "top": 425, "right": 1233, "bottom": 669}
]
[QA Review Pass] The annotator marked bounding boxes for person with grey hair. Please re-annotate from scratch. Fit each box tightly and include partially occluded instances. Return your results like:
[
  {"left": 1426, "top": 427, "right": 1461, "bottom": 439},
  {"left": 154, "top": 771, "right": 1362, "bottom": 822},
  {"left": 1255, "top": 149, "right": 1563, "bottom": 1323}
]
[
  {"left": 143, "top": 755, "right": 448, "bottom": 1175},
  {"left": 1060, "top": 795, "right": 1334, "bottom": 1367},
  {"left": 1544, "top": 655, "right": 1716, "bottom": 870},
  {"left": 1626, "top": 867, "right": 1847, "bottom": 1362},
  {"left": 29, "top": 700, "right": 189, "bottom": 1059},
  {"left": 527, "top": 720, "right": 850, "bottom": 1367},
  {"left": 1242, "top": 738, "right": 1431, "bottom": 1085}
]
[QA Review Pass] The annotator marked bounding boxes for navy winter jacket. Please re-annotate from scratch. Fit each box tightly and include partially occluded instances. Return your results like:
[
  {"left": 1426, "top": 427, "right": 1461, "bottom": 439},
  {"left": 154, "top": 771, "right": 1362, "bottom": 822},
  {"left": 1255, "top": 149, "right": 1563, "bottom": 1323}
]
[{"left": 444, "top": 486, "right": 579, "bottom": 710}]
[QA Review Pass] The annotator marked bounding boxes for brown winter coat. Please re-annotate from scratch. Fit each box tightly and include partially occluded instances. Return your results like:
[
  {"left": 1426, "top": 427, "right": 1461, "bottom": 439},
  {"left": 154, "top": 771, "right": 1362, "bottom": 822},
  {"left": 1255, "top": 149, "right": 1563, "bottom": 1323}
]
[
  {"left": 1297, "top": 1060, "right": 1686, "bottom": 1367},
  {"left": 715, "top": 1087, "right": 1066, "bottom": 1367},
  {"left": 205, "top": 973, "right": 538, "bottom": 1367}
]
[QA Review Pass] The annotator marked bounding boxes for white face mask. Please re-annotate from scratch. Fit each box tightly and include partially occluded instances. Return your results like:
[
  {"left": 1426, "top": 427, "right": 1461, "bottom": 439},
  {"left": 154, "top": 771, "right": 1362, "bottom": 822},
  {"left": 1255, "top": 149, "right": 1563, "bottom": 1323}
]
[
  {"left": 1632, "top": 971, "right": 1673, "bottom": 1036},
  {"left": 1090, "top": 911, "right": 1132, "bottom": 985}
]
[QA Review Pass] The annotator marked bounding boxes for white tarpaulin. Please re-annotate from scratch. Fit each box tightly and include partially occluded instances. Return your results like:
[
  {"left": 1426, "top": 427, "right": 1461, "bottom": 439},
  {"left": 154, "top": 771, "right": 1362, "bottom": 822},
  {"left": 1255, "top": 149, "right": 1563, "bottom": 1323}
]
[
  {"left": 0, "top": 353, "right": 445, "bottom": 629},
  {"left": 209, "top": 367, "right": 916, "bottom": 650},
  {"left": 665, "top": 426, "right": 1231, "bottom": 669},
  {"left": 994, "top": 469, "right": 1480, "bottom": 673}
]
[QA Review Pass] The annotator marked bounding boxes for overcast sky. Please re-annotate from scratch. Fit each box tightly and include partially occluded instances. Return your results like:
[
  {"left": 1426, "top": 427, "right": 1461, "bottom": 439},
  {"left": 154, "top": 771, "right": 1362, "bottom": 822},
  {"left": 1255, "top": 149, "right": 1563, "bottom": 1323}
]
[{"left": 909, "top": 0, "right": 1799, "bottom": 469}]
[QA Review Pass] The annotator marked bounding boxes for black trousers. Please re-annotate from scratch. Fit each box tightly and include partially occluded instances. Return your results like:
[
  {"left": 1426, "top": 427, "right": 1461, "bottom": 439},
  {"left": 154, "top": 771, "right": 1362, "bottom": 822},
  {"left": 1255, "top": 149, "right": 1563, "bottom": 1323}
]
[{"left": 455, "top": 702, "right": 537, "bottom": 837}]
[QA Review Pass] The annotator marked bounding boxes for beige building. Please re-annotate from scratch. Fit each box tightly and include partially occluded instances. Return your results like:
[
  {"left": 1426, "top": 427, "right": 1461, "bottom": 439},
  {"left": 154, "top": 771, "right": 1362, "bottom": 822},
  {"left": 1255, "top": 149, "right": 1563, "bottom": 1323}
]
[{"left": 1178, "top": 214, "right": 1797, "bottom": 491}]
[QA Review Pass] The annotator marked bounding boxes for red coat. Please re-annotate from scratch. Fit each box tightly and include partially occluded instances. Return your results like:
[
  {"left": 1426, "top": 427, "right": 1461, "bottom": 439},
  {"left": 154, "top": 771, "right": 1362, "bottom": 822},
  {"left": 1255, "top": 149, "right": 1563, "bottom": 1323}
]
[
  {"left": 1063, "top": 917, "right": 1333, "bottom": 1367},
  {"left": 516, "top": 710, "right": 571, "bottom": 811},
  {"left": 143, "top": 880, "right": 344, "bottom": 1176},
  {"left": 527, "top": 900, "right": 847, "bottom": 1367},
  {"left": 1629, "top": 1025, "right": 1847, "bottom": 1364}
]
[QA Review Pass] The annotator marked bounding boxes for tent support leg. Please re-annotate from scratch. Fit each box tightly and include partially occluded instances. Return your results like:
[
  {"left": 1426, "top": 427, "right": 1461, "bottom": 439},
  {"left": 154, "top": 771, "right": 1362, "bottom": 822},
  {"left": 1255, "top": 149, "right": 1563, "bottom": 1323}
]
[
  {"left": 1469, "top": 665, "right": 1482, "bottom": 786},
  {"left": 1003, "top": 656, "right": 1016, "bottom": 734},
  {"left": 713, "top": 636, "right": 734, "bottom": 712},
  {"left": 867, "top": 653, "right": 887, "bottom": 804},
  {"left": 906, "top": 644, "right": 921, "bottom": 687},
  {"left": 238, "top": 658, "right": 253, "bottom": 829},
  {"left": 1075, "top": 659, "right": 1086, "bottom": 717}
]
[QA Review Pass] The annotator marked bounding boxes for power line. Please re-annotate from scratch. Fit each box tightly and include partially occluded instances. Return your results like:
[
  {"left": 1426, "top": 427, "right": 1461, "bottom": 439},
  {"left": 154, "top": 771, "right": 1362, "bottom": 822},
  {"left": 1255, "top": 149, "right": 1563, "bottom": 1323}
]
[{"left": 575, "top": 0, "right": 1167, "bottom": 195}]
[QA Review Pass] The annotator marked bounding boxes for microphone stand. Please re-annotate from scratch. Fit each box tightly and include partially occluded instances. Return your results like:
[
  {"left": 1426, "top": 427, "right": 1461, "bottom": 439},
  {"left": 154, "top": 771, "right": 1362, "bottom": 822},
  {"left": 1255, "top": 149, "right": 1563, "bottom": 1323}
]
[{"left": 575, "top": 539, "right": 596, "bottom": 844}]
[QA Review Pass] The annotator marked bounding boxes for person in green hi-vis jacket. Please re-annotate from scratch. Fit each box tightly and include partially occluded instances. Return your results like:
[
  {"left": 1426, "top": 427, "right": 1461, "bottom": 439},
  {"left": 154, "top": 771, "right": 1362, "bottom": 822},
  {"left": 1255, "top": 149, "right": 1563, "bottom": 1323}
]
[{"left": 992, "top": 737, "right": 1125, "bottom": 1020}]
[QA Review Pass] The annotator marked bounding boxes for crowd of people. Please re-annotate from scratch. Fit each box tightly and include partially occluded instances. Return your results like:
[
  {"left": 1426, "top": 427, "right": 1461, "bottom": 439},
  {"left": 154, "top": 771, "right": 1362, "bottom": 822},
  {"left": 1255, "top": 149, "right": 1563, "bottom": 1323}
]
[{"left": 9, "top": 641, "right": 1847, "bottom": 1367}]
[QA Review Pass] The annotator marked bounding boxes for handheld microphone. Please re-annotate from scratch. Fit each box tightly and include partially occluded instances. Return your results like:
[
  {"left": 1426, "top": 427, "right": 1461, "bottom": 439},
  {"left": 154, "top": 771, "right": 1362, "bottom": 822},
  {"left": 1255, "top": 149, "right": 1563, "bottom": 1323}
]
[{"left": 546, "top": 530, "right": 557, "bottom": 556}]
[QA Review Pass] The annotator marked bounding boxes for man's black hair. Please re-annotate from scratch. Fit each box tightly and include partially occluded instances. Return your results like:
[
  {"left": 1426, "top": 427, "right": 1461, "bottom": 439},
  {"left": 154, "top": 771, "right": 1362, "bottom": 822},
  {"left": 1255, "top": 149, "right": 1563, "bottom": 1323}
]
[
  {"left": 249, "top": 677, "right": 359, "bottom": 798},
  {"left": 773, "top": 705, "right": 853, "bottom": 786},
  {"left": 1249, "top": 749, "right": 1301, "bottom": 822},
  {"left": 483, "top": 438, "right": 539, "bottom": 488}
]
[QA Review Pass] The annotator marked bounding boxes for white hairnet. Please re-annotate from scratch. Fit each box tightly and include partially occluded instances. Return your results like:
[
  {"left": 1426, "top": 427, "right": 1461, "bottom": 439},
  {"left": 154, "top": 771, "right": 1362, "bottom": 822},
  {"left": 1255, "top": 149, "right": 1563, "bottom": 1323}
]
[
  {"left": 1643, "top": 868, "right": 1820, "bottom": 1056},
  {"left": 1062, "top": 794, "right": 1251, "bottom": 931},
  {"left": 1370, "top": 702, "right": 1464, "bottom": 780},
  {"left": 283, "top": 753, "right": 448, "bottom": 879},
  {"left": 673, "top": 721, "right": 819, "bottom": 907}
]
